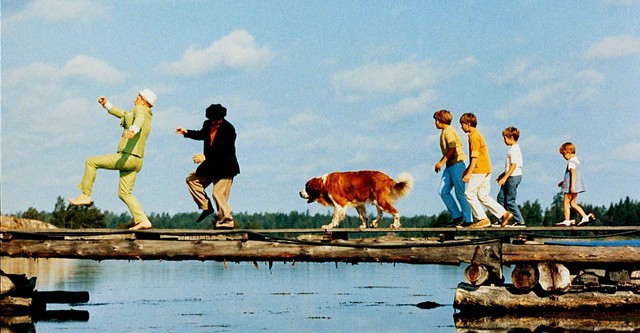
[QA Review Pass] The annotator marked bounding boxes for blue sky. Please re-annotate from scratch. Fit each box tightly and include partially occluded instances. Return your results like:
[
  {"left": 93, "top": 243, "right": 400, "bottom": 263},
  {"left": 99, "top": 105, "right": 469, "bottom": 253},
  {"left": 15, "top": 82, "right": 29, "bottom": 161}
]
[{"left": 2, "top": 0, "right": 639, "bottom": 221}]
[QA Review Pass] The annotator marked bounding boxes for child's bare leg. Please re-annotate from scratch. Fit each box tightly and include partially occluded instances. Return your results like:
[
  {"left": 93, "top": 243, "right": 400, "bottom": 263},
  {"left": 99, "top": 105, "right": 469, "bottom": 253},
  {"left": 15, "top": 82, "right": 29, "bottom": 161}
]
[
  {"left": 563, "top": 194, "right": 573, "bottom": 221},
  {"left": 569, "top": 194, "right": 587, "bottom": 218}
]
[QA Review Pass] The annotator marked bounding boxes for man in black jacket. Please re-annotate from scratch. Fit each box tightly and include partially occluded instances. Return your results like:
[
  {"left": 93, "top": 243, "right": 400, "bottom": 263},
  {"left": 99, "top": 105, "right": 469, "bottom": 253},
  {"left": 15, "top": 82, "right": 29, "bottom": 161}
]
[{"left": 176, "top": 104, "right": 240, "bottom": 228}]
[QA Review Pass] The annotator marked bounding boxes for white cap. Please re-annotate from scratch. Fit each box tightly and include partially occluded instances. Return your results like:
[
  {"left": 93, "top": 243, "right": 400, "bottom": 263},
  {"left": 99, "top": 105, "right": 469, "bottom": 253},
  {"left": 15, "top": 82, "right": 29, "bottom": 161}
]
[{"left": 138, "top": 89, "right": 157, "bottom": 107}]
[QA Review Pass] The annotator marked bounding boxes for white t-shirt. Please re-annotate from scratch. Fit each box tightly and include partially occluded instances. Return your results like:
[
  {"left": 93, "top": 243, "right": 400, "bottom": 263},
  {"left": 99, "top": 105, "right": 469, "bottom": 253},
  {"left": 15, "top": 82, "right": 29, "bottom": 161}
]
[{"left": 505, "top": 143, "right": 523, "bottom": 176}]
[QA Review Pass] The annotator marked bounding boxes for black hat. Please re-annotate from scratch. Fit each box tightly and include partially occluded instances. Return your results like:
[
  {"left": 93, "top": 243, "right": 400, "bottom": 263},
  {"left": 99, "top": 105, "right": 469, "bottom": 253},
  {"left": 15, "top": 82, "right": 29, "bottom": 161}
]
[{"left": 205, "top": 104, "right": 227, "bottom": 120}]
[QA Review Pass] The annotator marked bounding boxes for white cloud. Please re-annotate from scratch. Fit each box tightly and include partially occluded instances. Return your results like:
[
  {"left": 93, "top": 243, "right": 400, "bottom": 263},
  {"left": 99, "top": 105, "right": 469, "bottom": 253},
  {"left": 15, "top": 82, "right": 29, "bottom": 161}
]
[
  {"left": 4, "top": 0, "right": 107, "bottom": 29},
  {"left": 5, "top": 55, "right": 128, "bottom": 89},
  {"left": 612, "top": 142, "right": 640, "bottom": 161},
  {"left": 332, "top": 60, "right": 438, "bottom": 95},
  {"left": 585, "top": 35, "right": 640, "bottom": 59},
  {"left": 380, "top": 90, "right": 439, "bottom": 120},
  {"left": 332, "top": 56, "right": 475, "bottom": 99},
  {"left": 161, "top": 30, "right": 274, "bottom": 76},
  {"left": 494, "top": 61, "right": 604, "bottom": 119}
]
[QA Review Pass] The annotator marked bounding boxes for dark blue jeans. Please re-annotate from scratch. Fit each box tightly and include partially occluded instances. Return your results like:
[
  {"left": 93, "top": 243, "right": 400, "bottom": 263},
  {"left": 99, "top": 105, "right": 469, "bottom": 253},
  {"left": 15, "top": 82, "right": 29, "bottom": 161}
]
[{"left": 496, "top": 175, "right": 524, "bottom": 223}]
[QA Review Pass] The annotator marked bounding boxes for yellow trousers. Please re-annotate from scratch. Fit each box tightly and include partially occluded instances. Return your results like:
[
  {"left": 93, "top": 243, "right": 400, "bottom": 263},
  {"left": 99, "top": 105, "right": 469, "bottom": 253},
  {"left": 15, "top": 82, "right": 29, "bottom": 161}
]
[{"left": 79, "top": 153, "right": 147, "bottom": 223}]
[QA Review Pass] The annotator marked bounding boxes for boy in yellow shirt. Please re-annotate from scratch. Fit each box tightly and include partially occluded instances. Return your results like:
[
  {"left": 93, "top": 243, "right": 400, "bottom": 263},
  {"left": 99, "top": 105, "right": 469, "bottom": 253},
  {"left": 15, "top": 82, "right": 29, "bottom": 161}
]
[{"left": 460, "top": 113, "right": 513, "bottom": 228}]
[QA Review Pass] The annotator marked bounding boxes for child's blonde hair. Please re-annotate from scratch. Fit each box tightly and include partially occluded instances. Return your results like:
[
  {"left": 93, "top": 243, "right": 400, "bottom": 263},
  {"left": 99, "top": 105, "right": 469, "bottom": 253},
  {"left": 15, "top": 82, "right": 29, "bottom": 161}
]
[
  {"left": 502, "top": 127, "right": 520, "bottom": 141},
  {"left": 559, "top": 142, "right": 576, "bottom": 154},
  {"left": 433, "top": 110, "right": 453, "bottom": 125},
  {"left": 459, "top": 113, "right": 477, "bottom": 127}
]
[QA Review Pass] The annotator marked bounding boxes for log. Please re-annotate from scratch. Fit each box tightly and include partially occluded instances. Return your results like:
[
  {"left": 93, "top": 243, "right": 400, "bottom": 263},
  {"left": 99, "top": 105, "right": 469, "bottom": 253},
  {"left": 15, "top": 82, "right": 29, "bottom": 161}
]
[
  {"left": 454, "top": 311, "right": 640, "bottom": 331},
  {"left": 0, "top": 275, "right": 15, "bottom": 295},
  {"left": 510, "top": 264, "right": 537, "bottom": 290},
  {"left": 0, "top": 297, "right": 32, "bottom": 316},
  {"left": 454, "top": 283, "right": 640, "bottom": 313},
  {"left": 0, "top": 239, "right": 497, "bottom": 264},
  {"left": 502, "top": 244, "right": 640, "bottom": 265},
  {"left": 464, "top": 263, "right": 489, "bottom": 286},
  {"left": 33, "top": 291, "right": 89, "bottom": 304},
  {"left": 537, "top": 262, "right": 571, "bottom": 292}
]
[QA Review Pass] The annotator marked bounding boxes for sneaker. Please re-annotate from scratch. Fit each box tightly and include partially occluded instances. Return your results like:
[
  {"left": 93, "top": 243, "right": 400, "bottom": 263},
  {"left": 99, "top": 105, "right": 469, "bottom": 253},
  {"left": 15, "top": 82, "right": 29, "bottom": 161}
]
[
  {"left": 447, "top": 217, "right": 464, "bottom": 227},
  {"left": 470, "top": 219, "right": 491, "bottom": 228},
  {"left": 455, "top": 222, "right": 472, "bottom": 229},
  {"left": 555, "top": 220, "right": 575, "bottom": 227},
  {"left": 490, "top": 222, "right": 502, "bottom": 228},
  {"left": 577, "top": 213, "right": 597, "bottom": 226},
  {"left": 509, "top": 221, "right": 526, "bottom": 228},
  {"left": 501, "top": 212, "right": 514, "bottom": 227}
]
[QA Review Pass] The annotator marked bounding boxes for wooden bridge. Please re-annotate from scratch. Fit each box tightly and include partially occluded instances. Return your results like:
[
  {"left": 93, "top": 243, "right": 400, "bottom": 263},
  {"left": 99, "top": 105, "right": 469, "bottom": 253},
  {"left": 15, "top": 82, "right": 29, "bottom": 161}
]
[
  {"left": 2, "top": 226, "right": 639, "bottom": 266},
  {"left": 3, "top": 226, "right": 640, "bottom": 318}
]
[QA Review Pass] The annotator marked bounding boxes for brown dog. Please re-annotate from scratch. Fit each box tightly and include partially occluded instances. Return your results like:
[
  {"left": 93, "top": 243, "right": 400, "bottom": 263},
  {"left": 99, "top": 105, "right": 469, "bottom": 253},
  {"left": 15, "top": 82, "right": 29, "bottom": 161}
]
[{"left": 299, "top": 170, "right": 413, "bottom": 229}]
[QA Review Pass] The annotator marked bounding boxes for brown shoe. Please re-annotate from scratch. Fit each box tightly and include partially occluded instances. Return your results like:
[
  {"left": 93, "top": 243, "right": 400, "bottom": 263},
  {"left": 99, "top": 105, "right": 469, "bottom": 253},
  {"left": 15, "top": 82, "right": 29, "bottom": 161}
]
[
  {"left": 470, "top": 219, "right": 491, "bottom": 228},
  {"left": 501, "top": 212, "right": 514, "bottom": 227},
  {"left": 215, "top": 219, "right": 235, "bottom": 229}
]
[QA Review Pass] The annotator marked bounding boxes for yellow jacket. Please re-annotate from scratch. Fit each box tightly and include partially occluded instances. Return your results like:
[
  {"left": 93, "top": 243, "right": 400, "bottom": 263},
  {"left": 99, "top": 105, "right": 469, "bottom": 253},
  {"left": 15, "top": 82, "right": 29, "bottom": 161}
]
[{"left": 108, "top": 105, "right": 153, "bottom": 158}]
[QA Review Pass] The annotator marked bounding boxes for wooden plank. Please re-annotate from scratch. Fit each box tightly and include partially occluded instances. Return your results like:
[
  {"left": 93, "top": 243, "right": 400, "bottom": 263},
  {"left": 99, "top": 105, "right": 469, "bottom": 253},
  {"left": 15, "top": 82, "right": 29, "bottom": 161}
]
[
  {"left": 0, "top": 238, "right": 494, "bottom": 264},
  {"left": 502, "top": 244, "right": 640, "bottom": 264},
  {"left": 3, "top": 225, "right": 640, "bottom": 237}
]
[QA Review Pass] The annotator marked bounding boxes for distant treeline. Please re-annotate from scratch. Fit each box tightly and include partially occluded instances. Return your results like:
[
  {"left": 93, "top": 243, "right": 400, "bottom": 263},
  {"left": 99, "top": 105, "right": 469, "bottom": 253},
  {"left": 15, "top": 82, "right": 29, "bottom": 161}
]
[{"left": 14, "top": 194, "right": 640, "bottom": 230}]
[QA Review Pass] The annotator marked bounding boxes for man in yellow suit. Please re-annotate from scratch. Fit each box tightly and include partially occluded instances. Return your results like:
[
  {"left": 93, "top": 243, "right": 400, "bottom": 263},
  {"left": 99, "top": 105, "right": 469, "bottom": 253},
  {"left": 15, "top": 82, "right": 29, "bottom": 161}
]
[{"left": 68, "top": 89, "right": 156, "bottom": 230}]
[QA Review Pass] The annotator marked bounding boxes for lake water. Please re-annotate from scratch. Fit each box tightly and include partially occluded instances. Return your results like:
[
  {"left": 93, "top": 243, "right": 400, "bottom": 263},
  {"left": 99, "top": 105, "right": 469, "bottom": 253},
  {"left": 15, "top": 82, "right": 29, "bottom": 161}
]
[
  {"left": 3, "top": 258, "right": 639, "bottom": 332},
  {"left": 5, "top": 258, "right": 466, "bottom": 332}
]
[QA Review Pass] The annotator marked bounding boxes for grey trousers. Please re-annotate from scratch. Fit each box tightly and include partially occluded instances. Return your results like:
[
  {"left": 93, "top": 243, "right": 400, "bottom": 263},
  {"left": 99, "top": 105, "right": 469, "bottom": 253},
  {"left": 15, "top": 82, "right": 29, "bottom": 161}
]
[{"left": 186, "top": 172, "right": 234, "bottom": 222}]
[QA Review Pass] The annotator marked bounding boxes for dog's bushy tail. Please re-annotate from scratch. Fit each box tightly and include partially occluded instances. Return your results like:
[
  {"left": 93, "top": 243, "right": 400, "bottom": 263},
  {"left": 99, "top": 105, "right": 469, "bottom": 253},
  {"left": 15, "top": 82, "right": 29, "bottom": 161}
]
[{"left": 392, "top": 172, "right": 413, "bottom": 198}]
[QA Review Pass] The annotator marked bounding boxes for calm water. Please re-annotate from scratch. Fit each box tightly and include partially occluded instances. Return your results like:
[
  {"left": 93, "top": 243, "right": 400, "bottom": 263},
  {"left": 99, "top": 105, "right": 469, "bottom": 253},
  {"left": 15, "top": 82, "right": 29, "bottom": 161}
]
[
  {"left": 5, "top": 259, "right": 465, "bottom": 332},
  {"left": 4, "top": 258, "right": 638, "bottom": 332}
]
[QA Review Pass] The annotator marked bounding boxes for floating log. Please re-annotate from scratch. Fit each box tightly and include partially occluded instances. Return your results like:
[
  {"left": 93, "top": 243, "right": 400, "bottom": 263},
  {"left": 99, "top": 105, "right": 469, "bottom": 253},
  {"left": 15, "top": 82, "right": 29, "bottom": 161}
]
[
  {"left": 510, "top": 264, "right": 538, "bottom": 290},
  {"left": 454, "top": 282, "right": 640, "bottom": 313},
  {"left": 537, "top": 262, "right": 571, "bottom": 292}
]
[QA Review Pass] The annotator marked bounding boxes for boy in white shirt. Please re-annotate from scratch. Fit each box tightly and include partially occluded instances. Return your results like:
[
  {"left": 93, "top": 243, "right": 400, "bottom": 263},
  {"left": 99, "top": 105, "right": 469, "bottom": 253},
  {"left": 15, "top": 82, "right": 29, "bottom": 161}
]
[{"left": 496, "top": 127, "right": 524, "bottom": 227}]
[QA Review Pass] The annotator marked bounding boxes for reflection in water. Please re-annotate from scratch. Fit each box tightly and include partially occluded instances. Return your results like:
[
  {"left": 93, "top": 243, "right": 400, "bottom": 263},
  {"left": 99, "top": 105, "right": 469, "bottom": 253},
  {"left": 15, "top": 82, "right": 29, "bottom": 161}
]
[{"left": 1, "top": 259, "right": 637, "bottom": 332}]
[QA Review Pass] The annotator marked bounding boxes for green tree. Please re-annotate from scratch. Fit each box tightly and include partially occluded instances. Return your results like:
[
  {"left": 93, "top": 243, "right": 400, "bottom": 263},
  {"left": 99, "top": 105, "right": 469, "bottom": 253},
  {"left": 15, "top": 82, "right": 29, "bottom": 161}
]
[
  {"left": 50, "top": 197, "right": 68, "bottom": 228},
  {"left": 20, "top": 207, "right": 48, "bottom": 221},
  {"left": 519, "top": 200, "right": 543, "bottom": 226},
  {"left": 543, "top": 192, "right": 564, "bottom": 226},
  {"left": 49, "top": 196, "right": 106, "bottom": 228}
]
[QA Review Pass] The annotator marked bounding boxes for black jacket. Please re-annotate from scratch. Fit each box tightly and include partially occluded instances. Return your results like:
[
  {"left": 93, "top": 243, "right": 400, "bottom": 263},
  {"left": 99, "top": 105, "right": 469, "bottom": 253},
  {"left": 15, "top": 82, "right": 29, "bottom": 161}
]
[{"left": 184, "top": 120, "right": 240, "bottom": 179}]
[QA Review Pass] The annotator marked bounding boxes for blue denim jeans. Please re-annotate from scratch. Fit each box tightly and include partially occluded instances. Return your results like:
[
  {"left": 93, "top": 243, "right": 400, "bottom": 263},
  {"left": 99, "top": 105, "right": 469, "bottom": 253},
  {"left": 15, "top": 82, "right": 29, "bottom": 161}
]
[
  {"left": 439, "top": 161, "right": 472, "bottom": 223},
  {"left": 496, "top": 175, "right": 524, "bottom": 222}
]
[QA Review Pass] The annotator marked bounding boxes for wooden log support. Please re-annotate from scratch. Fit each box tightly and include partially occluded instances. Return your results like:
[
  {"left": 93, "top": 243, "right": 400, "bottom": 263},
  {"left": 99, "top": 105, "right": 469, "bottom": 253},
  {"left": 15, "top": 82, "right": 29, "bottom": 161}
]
[
  {"left": 510, "top": 264, "right": 538, "bottom": 290},
  {"left": 454, "top": 282, "right": 640, "bottom": 313},
  {"left": 463, "top": 263, "right": 489, "bottom": 286},
  {"left": 537, "top": 262, "right": 571, "bottom": 292}
]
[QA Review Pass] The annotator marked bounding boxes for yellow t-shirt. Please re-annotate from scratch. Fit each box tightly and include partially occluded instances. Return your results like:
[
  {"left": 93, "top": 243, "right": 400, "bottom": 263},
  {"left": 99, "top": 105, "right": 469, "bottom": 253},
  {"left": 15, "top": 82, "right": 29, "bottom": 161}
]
[
  {"left": 440, "top": 125, "right": 466, "bottom": 166},
  {"left": 468, "top": 128, "right": 492, "bottom": 174}
]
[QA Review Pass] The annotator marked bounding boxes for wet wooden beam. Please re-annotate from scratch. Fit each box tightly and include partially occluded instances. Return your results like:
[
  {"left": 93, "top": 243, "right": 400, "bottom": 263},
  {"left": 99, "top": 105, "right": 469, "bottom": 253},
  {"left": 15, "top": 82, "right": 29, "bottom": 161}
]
[
  {"left": 0, "top": 238, "right": 495, "bottom": 264},
  {"left": 454, "top": 283, "right": 640, "bottom": 312}
]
